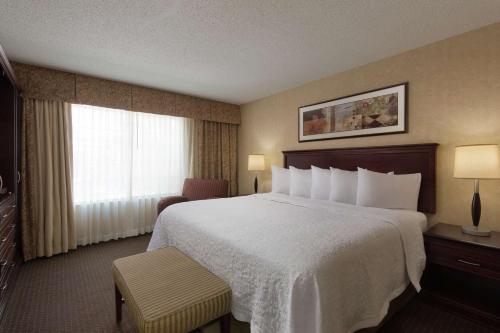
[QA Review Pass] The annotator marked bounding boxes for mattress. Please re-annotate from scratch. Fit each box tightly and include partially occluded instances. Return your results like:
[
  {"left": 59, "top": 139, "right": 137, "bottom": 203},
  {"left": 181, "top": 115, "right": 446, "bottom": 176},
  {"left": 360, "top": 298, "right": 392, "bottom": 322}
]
[{"left": 148, "top": 193, "right": 427, "bottom": 333}]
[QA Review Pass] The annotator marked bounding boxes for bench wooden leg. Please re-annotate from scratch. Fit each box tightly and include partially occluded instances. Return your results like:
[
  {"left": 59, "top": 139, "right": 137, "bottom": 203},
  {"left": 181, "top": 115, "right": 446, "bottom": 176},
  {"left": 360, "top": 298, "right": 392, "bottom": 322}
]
[
  {"left": 115, "top": 284, "right": 123, "bottom": 323},
  {"left": 220, "top": 313, "right": 231, "bottom": 333}
]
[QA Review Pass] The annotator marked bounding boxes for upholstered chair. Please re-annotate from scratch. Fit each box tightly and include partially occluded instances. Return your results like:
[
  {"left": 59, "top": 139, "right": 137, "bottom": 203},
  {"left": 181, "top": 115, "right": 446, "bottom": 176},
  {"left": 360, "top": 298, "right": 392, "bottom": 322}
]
[{"left": 157, "top": 178, "right": 229, "bottom": 215}]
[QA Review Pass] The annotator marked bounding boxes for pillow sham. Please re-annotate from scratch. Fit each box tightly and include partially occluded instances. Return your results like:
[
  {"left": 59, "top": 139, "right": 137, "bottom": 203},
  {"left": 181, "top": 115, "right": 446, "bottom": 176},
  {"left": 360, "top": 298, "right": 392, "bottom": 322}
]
[
  {"left": 311, "top": 166, "right": 331, "bottom": 200},
  {"left": 329, "top": 168, "right": 394, "bottom": 205},
  {"left": 271, "top": 165, "right": 290, "bottom": 194},
  {"left": 356, "top": 167, "right": 422, "bottom": 211},
  {"left": 289, "top": 166, "right": 312, "bottom": 198},
  {"left": 329, "top": 168, "right": 358, "bottom": 204}
]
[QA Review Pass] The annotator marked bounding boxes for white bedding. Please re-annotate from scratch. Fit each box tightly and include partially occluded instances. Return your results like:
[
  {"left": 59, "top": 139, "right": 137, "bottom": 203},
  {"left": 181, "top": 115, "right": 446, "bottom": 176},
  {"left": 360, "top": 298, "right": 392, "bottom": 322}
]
[{"left": 148, "top": 193, "right": 427, "bottom": 333}]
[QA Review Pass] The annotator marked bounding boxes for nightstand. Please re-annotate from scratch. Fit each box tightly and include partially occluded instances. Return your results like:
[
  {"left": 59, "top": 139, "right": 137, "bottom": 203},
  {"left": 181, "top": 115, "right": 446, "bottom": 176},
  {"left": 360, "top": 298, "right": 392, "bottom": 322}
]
[{"left": 422, "top": 223, "right": 500, "bottom": 328}]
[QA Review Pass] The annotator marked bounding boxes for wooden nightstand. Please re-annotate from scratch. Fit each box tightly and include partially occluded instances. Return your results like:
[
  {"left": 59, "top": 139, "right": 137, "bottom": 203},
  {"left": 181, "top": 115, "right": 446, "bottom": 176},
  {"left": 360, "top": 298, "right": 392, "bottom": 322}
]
[{"left": 422, "top": 223, "right": 500, "bottom": 328}]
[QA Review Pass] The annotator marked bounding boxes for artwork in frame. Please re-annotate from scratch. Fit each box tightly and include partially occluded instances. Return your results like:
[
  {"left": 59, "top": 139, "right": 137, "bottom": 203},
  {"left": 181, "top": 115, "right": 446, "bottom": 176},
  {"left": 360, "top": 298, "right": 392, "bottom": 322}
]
[{"left": 298, "top": 83, "right": 407, "bottom": 142}]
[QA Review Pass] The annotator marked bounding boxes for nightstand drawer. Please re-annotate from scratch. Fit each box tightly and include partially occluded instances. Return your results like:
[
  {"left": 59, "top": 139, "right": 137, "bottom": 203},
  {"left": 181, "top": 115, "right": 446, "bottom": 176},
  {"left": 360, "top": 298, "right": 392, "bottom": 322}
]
[{"left": 425, "top": 237, "right": 500, "bottom": 280}]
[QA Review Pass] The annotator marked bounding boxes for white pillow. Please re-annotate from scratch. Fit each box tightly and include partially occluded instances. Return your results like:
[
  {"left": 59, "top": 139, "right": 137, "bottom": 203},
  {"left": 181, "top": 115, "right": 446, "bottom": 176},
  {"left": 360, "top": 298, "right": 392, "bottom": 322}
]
[
  {"left": 311, "top": 166, "right": 331, "bottom": 200},
  {"left": 329, "top": 168, "right": 358, "bottom": 204},
  {"left": 271, "top": 165, "right": 290, "bottom": 194},
  {"left": 329, "top": 168, "right": 394, "bottom": 205},
  {"left": 356, "top": 168, "right": 422, "bottom": 211},
  {"left": 289, "top": 166, "right": 312, "bottom": 198}
]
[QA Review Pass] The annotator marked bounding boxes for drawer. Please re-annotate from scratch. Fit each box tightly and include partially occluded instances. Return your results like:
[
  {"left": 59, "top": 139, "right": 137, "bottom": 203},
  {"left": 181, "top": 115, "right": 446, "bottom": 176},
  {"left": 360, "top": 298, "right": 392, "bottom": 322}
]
[
  {"left": 0, "top": 194, "right": 15, "bottom": 216},
  {"left": 0, "top": 267, "right": 12, "bottom": 301},
  {"left": 0, "top": 241, "right": 16, "bottom": 285},
  {"left": 0, "top": 225, "right": 16, "bottom": 260},
  {"left": 425, "top": 237, "right": 500, "bottom": 280},
  {"left": 0, "top": 217, "right": 15, "bottom": 242},
  {"left": 0, "top": 282, "right": 8, "bottom": 301},
  {"left": 0, "top": 204, "right": 16, "bottom": 227}
]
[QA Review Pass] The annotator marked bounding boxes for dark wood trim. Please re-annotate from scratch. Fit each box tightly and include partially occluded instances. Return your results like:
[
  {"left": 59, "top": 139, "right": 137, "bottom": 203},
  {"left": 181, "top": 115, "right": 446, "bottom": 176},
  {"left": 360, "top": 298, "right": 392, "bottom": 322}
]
[
  {"left": 422, "top": 224, "right": 500, "bottom": 330},
  {"left": 0, "top": 254, "right": 20, "bottom": 321},
  {"left": 421, "top": 288, "right": 500, "bottom": 330},
  {"left": 421, "top": 264, "right": 500, "bottom": 330},
  {"left": 298, "top": 82, "right": 408, "bottom": 143},
  {"left": 282, "top": 143, "right": 436, "bottom": 154},
  {"left": 115, "top": 284, "right": 123, "bottom": 324},
  {"left": 283, "top": 143, "right": 438, "bottom": 213},
  {"left": 424, "top": 223, "right": 500, "bottom": 281},
  {"left": 0, "top": 43, "right": 21, "bottom": 322},
  {"left": 220, "top": 313, "right": 231, "bottom": 333},
  {"left": 0, "top": 44, "right": 17, "bottom": 88},
  {"left": 424, "top": 223, "right": 500, "bottom": 251}
]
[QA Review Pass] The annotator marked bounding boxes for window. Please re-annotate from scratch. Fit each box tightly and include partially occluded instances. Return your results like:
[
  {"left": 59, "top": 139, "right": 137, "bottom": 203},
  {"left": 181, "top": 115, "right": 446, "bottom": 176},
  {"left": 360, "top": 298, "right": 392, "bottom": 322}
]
[
  {"left": 72, "top": 104, "right": 192, "bottom": 203},
  {"left": 71, "top": 104, "right": 192, "bottom": 245}
]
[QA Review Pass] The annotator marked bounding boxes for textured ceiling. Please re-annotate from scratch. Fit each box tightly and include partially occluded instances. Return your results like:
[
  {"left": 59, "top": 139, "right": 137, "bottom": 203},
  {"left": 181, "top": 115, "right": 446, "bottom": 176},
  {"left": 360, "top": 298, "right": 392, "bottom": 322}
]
[{"left": 1, "top": 1, "right": 500, "bottom": 104}]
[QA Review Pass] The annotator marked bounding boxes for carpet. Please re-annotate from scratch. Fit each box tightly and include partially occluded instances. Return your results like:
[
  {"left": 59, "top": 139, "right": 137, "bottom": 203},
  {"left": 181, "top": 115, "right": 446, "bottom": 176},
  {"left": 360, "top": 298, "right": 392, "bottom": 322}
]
[{"left": 0, "top": 234, "right": 495, "bottom": 333}]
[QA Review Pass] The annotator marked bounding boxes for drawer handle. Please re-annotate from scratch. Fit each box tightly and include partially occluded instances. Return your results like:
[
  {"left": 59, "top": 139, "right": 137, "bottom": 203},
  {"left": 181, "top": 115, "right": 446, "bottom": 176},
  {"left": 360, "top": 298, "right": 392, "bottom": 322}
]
[
  {"left": 1, "top": 237, "right": 6, "bottom": 243},
  {"left": 457, "top": 259, "right": 481, "bottom": 267},
  {"left": 2, "top": 214, "right": 8, "bottom": 218}
]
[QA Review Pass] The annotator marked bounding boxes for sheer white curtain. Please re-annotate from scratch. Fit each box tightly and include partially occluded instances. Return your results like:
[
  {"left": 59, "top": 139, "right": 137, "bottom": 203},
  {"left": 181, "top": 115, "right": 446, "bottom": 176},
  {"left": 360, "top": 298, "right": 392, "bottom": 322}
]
[{"left": 72, "top": 104, "right": 193, "bottom": 246}]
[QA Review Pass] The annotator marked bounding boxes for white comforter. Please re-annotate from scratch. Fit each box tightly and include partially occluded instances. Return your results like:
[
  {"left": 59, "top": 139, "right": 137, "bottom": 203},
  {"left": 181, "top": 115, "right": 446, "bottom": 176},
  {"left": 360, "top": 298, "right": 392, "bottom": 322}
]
[{"left": 148, "top": 193, "right": 426, "bottom": 333}]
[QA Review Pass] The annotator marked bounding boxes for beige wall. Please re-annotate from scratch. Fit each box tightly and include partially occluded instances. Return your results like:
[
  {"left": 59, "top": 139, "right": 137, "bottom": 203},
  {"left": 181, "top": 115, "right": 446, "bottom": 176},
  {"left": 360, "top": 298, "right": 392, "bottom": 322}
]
[{"left": 239, "top": 22, "right": 500, "bottom": 231}]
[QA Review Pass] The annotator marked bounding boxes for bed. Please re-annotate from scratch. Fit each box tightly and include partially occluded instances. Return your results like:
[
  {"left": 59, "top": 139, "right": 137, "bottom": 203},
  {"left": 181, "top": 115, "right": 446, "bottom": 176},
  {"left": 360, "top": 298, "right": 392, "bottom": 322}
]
[{"left": 148, "top": 143, "right": 438, "bottom": 333}]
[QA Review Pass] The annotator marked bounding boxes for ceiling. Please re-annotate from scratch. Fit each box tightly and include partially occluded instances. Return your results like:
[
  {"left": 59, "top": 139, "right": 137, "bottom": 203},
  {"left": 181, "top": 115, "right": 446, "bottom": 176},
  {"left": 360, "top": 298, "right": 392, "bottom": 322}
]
[{"left": 1, "top": 1, "right": 500, "bottom": 105}]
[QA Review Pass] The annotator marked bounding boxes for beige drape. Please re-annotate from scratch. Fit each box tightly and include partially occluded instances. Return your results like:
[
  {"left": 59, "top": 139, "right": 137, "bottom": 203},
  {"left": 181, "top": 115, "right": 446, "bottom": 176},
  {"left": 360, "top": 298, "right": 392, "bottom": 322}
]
[
  {"left": 193, "top": 120, "right": 238, "bottom": 196},
  {"left": 20, "top": 98, "right": 76, "bottom": 261}
]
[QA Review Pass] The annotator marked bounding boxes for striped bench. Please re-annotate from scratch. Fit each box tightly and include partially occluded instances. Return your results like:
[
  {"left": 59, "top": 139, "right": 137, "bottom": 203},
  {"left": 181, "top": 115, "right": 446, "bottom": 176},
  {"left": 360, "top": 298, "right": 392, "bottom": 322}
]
[{"left": 112, "top": 247, "right": 232, "bottom": 333}]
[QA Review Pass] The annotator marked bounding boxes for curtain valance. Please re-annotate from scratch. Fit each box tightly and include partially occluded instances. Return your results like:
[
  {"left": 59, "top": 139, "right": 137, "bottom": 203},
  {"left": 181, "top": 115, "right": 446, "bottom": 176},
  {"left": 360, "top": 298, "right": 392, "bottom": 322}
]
[{"left": 12, "top": 62, "right": 241, "bottom": 124}]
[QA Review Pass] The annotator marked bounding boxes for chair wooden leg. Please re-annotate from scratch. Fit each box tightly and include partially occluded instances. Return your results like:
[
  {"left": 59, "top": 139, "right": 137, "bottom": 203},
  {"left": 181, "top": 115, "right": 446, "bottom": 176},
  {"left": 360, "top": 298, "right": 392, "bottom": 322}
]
[
  {"left": 115, "top": 284, "right": 122, "bottom": 323},
  {"left": 220, "top": 313, "right": 231, "bottom": 333}
]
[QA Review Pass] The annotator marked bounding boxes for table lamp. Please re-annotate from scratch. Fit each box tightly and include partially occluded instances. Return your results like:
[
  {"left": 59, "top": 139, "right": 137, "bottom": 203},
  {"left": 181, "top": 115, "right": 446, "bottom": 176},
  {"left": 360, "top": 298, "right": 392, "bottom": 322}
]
[
  {"left": 248, "top": 154, "right": 265, "bottom": 193},
  {"left": 453, "top": 144, "right": 500, "bottom": 236}
]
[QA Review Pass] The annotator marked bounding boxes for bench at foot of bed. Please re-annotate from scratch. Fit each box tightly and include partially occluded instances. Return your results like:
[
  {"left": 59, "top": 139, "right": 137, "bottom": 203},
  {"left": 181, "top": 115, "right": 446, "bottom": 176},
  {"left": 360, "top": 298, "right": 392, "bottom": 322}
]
[{"left": 112, "top": 246, "right": 232, "bottom": 333}]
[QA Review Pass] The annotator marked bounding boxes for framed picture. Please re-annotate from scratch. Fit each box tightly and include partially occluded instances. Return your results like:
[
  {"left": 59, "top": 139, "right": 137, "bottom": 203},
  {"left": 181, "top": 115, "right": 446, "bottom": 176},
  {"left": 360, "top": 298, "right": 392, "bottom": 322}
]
[{"left": 298, "top": 83, "right": 407, "bottom": 142}]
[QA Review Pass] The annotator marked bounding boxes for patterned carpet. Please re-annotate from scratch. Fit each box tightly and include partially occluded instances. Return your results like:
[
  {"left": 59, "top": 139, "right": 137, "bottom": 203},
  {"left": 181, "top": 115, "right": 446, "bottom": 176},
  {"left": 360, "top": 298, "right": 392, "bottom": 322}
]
[
  {"left": 0, "top": 234, "right": 496, "bottom": 333},
  {"left": 0, "top": 235, "right": 149, "bottom": 333}
]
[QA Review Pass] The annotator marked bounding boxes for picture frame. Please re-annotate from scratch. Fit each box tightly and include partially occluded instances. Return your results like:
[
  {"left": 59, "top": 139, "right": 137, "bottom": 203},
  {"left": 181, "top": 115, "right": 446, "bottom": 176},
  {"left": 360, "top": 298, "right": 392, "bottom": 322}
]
[{"left": 298, "top": 82, "right": 408, "bottom": 142}]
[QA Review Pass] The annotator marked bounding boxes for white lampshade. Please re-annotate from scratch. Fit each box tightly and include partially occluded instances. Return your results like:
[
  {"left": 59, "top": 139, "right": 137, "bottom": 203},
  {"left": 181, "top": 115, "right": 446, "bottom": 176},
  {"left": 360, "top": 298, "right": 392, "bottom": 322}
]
[
  {"left": 454, "top": 144, "right": 500, "bottom": 179},
  {"left": 248, "top": 154, "right": 265, "bottom": 171}
]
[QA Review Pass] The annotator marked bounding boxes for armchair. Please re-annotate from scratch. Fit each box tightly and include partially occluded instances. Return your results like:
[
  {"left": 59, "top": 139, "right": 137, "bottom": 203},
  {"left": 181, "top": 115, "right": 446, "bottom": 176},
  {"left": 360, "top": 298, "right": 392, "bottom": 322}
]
[{"left": 157, "top": 178, "right": 229, "bottom": 215}]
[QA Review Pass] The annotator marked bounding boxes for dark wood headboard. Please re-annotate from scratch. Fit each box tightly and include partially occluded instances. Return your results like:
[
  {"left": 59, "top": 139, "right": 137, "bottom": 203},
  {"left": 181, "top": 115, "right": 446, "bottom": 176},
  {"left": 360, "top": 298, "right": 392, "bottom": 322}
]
[{"left": 283, "top": 143, "right": 438, "bottom": 213}]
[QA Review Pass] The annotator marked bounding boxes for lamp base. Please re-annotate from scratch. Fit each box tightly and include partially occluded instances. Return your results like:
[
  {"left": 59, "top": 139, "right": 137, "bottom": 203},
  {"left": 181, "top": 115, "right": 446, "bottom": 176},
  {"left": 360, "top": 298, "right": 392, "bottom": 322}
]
[{"left": 461, "top": 225, "right": 491, "bottom": 237}]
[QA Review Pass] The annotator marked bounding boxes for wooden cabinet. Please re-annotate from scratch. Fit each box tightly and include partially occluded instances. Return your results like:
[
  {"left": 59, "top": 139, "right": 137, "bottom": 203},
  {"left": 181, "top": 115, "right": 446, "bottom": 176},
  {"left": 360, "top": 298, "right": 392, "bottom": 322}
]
[
  {"left": 0, "top": 194, "right": 17, "bottom": 297},
  {"left": 422, "top": 223, "right": 500, "bottom": 329},
  {"left": 0, "top": 43, "right": 20, "bottom": 320}
]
